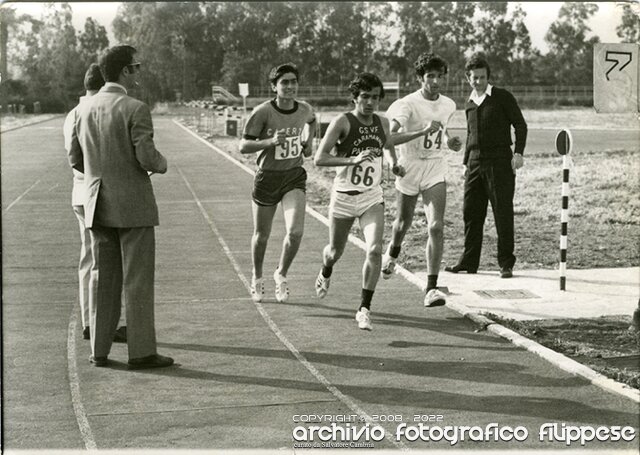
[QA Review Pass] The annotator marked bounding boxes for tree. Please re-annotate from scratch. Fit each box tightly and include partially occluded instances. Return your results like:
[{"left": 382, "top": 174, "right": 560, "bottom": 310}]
[
  {"left": 113, "top": 2, "right": 222, "bottom": 103},
  {"left": 543, "top": 2, "right": 600, "bottom": 85},
  {"left": 311, "top": 2, "right": 372, "bottom": 85},
  {"left": 616, "top": 4, "right": 640, "bottom": 43},
  {"left": 0, "top": 6, "right": 28, "bottom": 80},
  {"left": 392, "top": 2, "right": 475, "bottom": 87},
  {"left": 217, "top": 2, "right": 293, "bottom": 88},
  {"left": 12, "top": 3, "right": 84, "bottom": 110},
  {"left": 281, "top": 3, "right": 321, "bottom": 84},
  {"left": 509, "top": 4, "right": 536, "bottom": 84},
  {"left": 473, "top": 2, "right": 535, "bottom": 84},
  {"left": 77, "top": 17, "right": 109, "bottom": 69}
]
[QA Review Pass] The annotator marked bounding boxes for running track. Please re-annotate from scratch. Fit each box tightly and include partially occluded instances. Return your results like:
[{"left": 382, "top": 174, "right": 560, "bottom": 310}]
[{"left": 2, "top": 117, "right": 638, "bottom": 451}]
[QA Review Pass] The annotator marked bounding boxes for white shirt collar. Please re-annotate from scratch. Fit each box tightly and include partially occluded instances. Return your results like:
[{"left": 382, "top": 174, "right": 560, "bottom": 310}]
[
  {"left": 104, "top": 82, "right": 127, "bottom": 94},
  {"left": 469, "top": 84, "right": 493, "bottom": 105}
]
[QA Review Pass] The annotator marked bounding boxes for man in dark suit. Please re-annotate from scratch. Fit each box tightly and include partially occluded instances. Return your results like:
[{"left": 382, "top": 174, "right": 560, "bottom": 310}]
[
  {"left": 67, "top": 45, "right": 174, "bottom": 369},
  {"left": 446, "top": 55, "right": 527, "bottom": 278}
]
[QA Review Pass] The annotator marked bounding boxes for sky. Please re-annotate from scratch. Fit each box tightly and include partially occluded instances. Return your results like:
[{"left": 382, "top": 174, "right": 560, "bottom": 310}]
[{"left": 2, "top": 1, "right": 628, "bottom": 55}]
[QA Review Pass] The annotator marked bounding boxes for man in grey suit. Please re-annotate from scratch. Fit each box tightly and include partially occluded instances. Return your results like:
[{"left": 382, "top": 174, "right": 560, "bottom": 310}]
[
  {"left": 67, "top": 45, "right": 173, "bottom": 369},
  {"left": 64, "top": 63, "right": 127, "bottom": 343}
]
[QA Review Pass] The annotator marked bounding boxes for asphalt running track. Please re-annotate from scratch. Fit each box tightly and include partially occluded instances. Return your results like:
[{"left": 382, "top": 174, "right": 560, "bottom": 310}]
[{"left": 2, "top": 117, "right": 638, "bottom": 452}]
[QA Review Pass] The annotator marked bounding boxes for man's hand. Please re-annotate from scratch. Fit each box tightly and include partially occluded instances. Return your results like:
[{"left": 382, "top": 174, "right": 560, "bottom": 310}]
[
  {"left": 391, "top": 163, "right": 406, "bottom": 177},
  {"left": 272, "top": 129, "right": 287, "bottom": 146},
  {"left": 447, "top": 136, "right": 462, "bottom": 152},
  {"left": 352, "top": 148, "right": 378, "bottom": 165},
  {"left": 423, "top": 120, "right": 443, "bottom": 135},
  {"left": 301, "top": 141, "right": 313, "bottom": 157},
  {"left": 462, "top": 164, "right": 468, "bottom": 179},
  {"left": 512, "top": 153, "right": 524, "bottom": 172}
]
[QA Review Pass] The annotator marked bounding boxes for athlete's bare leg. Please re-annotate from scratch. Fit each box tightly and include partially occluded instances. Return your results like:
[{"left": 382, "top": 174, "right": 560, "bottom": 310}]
[
  {"left": 276, "top": 189, "right": 306, "bottom": 276},
  {"left": 322, "top": 216, "right": 354, "bottom": 269},
  {"left": 421, "top": 181, "right": 446, "bottom": 275},
  {"left": 359, "top": 203, "right": 385, "bottom": 290},
  {"left": 387, "top": 190, "right": 418, "bottom": 253},
  {"left": 251, "top": 201, "right": 277, "bottom": 279}
]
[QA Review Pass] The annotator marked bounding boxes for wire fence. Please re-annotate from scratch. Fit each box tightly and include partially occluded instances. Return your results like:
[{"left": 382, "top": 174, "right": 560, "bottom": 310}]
[{"left": 238, "top": 84, "right": 594, "bottom": 105}]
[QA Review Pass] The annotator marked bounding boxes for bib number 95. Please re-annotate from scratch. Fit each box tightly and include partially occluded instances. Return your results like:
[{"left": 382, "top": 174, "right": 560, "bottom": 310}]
[{"left": 275, "top": 136, "right": 302, "bottom": 160}]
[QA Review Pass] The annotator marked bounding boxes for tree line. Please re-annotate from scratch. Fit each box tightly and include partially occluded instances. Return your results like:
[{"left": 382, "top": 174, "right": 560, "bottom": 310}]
[{"left": 1, "top": 2, "right": 638, "bottom": 111}]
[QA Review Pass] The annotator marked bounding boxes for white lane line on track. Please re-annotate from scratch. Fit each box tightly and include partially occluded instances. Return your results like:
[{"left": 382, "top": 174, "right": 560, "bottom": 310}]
[
  {"left": 175, "top": 162, "right": 406, "bottom": 450},
  {"left": 173, "top": 119, "right": 640, "bottom": 405},
  {"left": 89, "top": 399, "right": 338, "bottom": 417},
  {"left": 3, "top": 179, "right": 40, "bottom": 213},
  {"left": 67, "top": 306, "right": 98, "bottom": 449}
]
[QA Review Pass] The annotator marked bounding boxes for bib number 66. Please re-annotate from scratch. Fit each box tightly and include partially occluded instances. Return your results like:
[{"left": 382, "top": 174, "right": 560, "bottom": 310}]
[{"left": 351, "top": 164, "right": 375, "bottom": 187}]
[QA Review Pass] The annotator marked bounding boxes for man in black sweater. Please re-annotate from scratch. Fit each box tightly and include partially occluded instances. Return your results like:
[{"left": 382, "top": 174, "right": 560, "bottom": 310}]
[{"left": 446, "top": 55, "right": 527, "bottom": 278}]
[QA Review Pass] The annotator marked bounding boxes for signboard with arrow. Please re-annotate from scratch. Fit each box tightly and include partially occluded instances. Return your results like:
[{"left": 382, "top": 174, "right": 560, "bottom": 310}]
[{"left": 594, "top": 43, "right": 639, "bottom": 113}]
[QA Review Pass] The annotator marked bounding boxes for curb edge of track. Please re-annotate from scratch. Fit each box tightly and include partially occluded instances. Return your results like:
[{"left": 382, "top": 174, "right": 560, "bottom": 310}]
[
  {"left": 391, "top": 263, "right": 640, "bottom": 404},
  {"left": 172, "top": 119, "right": 640, "bottom": 405},
  {"left": 0, "top": 114, "right": 65, "bottom": 133}
]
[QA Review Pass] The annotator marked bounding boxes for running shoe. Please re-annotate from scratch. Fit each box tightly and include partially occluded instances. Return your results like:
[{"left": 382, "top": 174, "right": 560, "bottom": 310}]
[
  {"left": 355, "top": 308, "right": 372, "bottom": 331},
  {"left": 273, "top": 270, "right": 290, "bottom": 303},
  {"left": 250, "top": 277, "right": 264, "bottom": 302},
  {"left": 315, "top": 269, "right": 330, "bottom": 299},
  {"left": 424, "top": 288, "right": 446, "bottom": 307},
  {"left": 381, "top": 254, "right": 396, "bottom": 279}
]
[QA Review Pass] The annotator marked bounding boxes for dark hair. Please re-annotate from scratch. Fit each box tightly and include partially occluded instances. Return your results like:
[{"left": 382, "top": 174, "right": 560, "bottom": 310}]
[
  {"left": 268, "top": 62, "right": 299, "bottom": 85},
  {"left": 99, "top": 45, "right": 137, "bottom": 82},
  {"left": 465, "top": 54, "right": 491, "bottom": 79},
  {"left": 84, "top": 63, "right": 105, "bottom": 91},
  {"left": 348, "top": 72, "right": 385, "bottom": 100},
  {"left": 414, "top": 53, "right": 448, "bottom": 78}
]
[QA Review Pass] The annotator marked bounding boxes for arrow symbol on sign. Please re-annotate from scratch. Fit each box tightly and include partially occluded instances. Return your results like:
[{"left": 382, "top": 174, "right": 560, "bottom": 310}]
[{"left": 604, "top": 51, "right": 632, "bottom": 81}]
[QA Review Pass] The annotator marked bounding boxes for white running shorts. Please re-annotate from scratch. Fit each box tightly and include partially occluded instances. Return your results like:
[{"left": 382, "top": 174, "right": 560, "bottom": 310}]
[
  {"left": 329, "top": 186, "right": 384, "bottom": 219},
  {"left": 395, "top": 158, "right": 448, "bottom": 196}
]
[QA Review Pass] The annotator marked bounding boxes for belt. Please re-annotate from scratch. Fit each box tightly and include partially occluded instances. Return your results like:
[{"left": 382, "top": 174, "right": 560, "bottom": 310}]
[{"left": 337, "top": 190, "right": 364, "bottom": 196}]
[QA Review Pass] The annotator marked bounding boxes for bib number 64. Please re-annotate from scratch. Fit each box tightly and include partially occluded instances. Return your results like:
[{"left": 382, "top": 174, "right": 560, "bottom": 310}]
[{"left": 423, "top": 130, "right": 443, "bottom": 150}]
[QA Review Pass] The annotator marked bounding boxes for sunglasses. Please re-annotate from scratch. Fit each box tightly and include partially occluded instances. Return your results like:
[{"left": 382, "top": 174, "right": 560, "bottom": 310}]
[{"left": 127, "top": 62, "right": 141, "bottom": 72}]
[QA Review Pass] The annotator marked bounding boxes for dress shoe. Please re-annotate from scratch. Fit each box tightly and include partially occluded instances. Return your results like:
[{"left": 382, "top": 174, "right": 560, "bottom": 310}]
[
  {"left": 444, "top": 264, "right": 477, "bottom": 274},
  {"left": 113, "top": 326, "right": 127, "bottom": 343},
  {"left": 89, "top": 355, "right": 108, "bottom": 367},
  {"left": 83, "top": 326, "right": 90, "bottom": 340},
  {"left": 128, "top": 354, "right": 174, "bottom": 370},
  {"left": 500, "top": 267, "right": 513, "bottom": 278}
]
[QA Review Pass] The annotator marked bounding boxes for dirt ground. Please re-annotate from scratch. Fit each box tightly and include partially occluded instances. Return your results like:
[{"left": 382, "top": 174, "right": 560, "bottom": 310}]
[{"left": 487, "top": 314, "right": 640, "bottom": 389}]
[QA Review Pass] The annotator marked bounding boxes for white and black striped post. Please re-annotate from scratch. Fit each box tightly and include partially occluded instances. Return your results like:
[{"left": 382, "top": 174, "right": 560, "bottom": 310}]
[{"left": 555, "top": 129, "right": 573, "bottom": 291}]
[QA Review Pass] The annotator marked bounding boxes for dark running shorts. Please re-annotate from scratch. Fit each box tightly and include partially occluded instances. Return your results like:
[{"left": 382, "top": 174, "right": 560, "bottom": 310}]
[{"left": 252, "top": 167, "right": 307, "bottom": 206}]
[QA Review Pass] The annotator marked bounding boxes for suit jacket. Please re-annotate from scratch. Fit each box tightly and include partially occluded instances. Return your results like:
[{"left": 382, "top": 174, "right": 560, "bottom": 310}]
[
  {"left": 63, "top": 96, "right": 89, "bottom": 207},
  {"left": 67, "top": 85, "right": 167, "bottom": 228},
  {"left": 463, "top": 86, "right": 527, "bottom": 164}
]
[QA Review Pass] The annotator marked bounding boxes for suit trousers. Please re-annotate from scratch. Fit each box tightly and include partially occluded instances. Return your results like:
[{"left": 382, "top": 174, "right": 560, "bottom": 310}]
[
  {"left": 72, "top": 205, "right": 92, "bottom": 328},
  {"left": 89, "top": 225, "right": 157, "bottom": 359},
  {"left": 459, "top": 158, "right": 516, "bottom": 270},
  {"left": 73, "top": 205, "right": 127, "bottom": 330}
]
